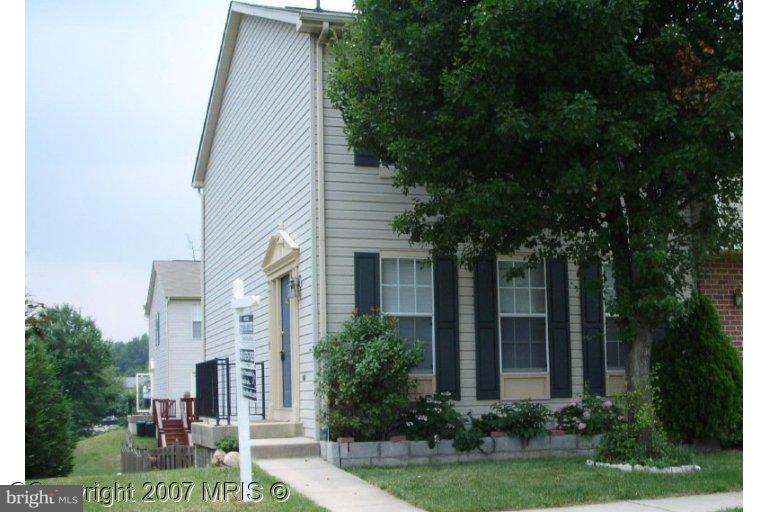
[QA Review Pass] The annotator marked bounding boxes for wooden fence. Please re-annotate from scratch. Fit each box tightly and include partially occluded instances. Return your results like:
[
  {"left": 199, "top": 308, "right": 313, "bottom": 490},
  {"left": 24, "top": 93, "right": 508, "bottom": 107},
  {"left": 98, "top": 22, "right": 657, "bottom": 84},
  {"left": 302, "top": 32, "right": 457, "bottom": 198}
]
[{"left": 120, "top": 440, "right": 194, "bottom": 473}]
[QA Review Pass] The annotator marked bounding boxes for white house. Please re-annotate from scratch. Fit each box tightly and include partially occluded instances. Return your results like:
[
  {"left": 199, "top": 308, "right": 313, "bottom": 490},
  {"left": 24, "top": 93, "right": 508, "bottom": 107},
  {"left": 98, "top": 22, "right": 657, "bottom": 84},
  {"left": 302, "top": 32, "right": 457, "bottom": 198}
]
[
  {"left": 144, "top": 260, "right": 203, "bottom": 408},
  {"left": 190, "top": 3, "right": 735, "bottom": 443}
]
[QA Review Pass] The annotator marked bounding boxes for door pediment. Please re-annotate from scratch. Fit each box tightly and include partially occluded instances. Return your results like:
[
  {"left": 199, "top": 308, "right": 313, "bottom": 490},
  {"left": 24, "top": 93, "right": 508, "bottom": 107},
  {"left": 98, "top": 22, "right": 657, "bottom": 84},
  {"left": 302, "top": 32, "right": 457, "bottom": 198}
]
[{"left": 262, "top": 230, "right": 300, "bottom": 278}]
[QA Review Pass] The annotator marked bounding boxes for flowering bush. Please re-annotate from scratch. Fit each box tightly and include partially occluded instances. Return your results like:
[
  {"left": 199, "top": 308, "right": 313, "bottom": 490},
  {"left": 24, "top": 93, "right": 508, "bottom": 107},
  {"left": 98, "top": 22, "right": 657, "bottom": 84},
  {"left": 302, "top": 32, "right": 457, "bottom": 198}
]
[
  {"left": 470, "top": 410, "right": 501, "bottom": 436},
  {"left": 401, "top": 392, "right": 465, "bottom": 448},
  {"left": 596, "top": 387, "right": 691, "bottom": 467},
  {"left": 491, "top": 400, "right": 550, "bottom": 444},
  {"left": 555, "top": 390, "right": 621, "bottom": 435}
]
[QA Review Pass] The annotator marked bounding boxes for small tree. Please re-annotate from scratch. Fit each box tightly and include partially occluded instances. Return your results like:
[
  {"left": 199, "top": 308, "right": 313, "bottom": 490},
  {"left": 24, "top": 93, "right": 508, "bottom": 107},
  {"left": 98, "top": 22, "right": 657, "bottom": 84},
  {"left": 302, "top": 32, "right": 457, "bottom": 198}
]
[
  {"left": 652, "top": 293, "right": 742, "bottom": 445},
  {"left": 313, "top": 313, "right": 422, "bottom": 441},
  {"left": 26, "top": 337, "right": 74, "bottom": 478},
  {"left": 329, "top": 0, "right": 742, "bottom": 391},
  {"left": 33, "top": 304, "right": 120, "bottom": 434}
]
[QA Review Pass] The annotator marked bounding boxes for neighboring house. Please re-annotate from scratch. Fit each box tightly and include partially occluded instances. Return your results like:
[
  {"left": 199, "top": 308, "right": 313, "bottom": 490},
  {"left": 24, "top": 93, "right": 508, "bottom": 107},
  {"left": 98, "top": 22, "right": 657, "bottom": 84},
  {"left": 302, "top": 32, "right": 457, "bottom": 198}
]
[
  {"left": 190, "top": 3, "right": 743, "bottom": 440},
  {"left": 144, "top": 260, "right": 203, "bottom": 408}
]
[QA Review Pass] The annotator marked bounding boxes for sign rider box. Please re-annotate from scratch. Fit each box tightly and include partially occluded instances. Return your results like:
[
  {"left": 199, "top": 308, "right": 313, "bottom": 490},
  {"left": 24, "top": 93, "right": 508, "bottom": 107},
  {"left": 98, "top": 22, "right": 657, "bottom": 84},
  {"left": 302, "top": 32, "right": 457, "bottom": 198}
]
[{"left": 238, "top": 314, "right": 258, "bottom": 402}]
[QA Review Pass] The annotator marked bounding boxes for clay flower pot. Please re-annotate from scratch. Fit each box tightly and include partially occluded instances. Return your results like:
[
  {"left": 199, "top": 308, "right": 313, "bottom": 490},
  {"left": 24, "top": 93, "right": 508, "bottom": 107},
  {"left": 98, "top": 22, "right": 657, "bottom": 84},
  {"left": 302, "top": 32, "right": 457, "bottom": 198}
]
[
  {"left": 490, "top": 431, "right": 508, "bottom": 438},
  {"left": 548, "top": 429, "right": 566, "bottom": 436},
  {"left": 389, "top": 435, "right": 407, "bottom": 442},
  {"left": 337, "top": 436, "right": 355, "bottom": 444}
]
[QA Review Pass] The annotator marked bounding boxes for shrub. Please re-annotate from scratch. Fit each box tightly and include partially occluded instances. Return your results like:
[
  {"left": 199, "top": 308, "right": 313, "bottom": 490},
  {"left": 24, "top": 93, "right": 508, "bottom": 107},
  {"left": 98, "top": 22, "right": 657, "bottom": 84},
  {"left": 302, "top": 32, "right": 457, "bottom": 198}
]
[
  {"left": 555, "top": 389, "right": 620, "bottom": 435},
  {"left": 596, "top": 387, "right": 690, "bottom": 467},
  {"left": 471, "top": 410, "right": 501, "bottom": 436},
  {"left": 492, "top": 400, "right": 550, "bottom": 444},
  {"left": 453, "top": 424, "right": 486, "bottom": 453},
  {"left": 651, "top": 293, "right": 742, "bottom": 445},
  {"left": 26, "top": 337, "right": 75, "bottom": 478},
  {"left": 313, "top": 313, "right": 422, "bottom": 441},
  {"left": 401, "top": 393, "right": 465, "bottom": 447},
  {"left": 215, "top": 435, "right": 238, "bottom": 452}
]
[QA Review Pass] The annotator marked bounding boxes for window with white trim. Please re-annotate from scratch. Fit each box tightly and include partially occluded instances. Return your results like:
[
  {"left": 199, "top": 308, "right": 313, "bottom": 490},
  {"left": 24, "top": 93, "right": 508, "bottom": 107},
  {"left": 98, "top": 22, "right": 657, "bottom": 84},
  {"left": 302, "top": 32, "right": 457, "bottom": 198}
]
[
  {"left": 192, "top": 304, "right": 202, "bottom": 340},
  {"left": 155, "top": 312, "right": 160, "bottom": 347},
  {"left": 603, "top": 266, "right": 625, "bottom": 370},
  {"left": 498, "top": 260, "right": 548, "bottom": 372},
  {"left": 381, "top": 257, "right": 433, "bottom": 374}
]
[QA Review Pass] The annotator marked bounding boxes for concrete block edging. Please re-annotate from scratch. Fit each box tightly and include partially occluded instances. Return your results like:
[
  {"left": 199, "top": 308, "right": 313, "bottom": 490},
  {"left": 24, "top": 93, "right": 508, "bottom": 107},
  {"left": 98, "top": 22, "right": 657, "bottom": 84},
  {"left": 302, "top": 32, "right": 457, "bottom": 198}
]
[{"left": 320, "top": 434, "right": 602, "bottom": 468}]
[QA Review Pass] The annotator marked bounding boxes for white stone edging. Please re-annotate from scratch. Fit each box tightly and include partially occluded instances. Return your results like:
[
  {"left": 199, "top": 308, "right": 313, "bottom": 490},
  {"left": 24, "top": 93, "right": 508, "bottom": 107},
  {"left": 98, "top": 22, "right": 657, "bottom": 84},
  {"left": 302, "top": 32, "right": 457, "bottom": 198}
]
[{"left": 586, "top": 459, "right": 702, "bottom": 474}]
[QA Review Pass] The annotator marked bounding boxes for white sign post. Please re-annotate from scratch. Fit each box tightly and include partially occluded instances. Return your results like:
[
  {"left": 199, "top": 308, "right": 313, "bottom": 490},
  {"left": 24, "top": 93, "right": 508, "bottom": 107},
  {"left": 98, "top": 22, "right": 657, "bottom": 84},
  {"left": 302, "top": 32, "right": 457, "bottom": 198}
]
[{"left": 231, "top": 279, "right": 260, "bottom": 502}]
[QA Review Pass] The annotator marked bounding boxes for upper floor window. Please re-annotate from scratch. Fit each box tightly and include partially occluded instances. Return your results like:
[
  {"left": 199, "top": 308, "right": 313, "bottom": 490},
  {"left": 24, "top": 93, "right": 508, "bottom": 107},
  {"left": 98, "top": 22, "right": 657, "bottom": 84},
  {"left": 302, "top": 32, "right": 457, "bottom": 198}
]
[
  {"left": 603, "top": 266, "right": 625, "bottom": 370},
  {"left": 497, "top": 260, "right": 548, "bottom": 372},
  {"left": 155, "top": 312, "right": 160, "bottom": 347},
  {"left": 192, "top": 304, "right": 202, "bottom": 340},
  {"left": 380, "top": 257, "right": 433, "bottom": 374}
]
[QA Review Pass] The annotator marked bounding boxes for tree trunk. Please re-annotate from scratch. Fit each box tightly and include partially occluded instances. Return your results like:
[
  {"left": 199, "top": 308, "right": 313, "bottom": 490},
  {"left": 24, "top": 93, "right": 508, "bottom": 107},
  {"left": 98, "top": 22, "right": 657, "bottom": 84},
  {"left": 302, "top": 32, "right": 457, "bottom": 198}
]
[{"left": 626, "top": 323, "right": 654, "bottom": 391}]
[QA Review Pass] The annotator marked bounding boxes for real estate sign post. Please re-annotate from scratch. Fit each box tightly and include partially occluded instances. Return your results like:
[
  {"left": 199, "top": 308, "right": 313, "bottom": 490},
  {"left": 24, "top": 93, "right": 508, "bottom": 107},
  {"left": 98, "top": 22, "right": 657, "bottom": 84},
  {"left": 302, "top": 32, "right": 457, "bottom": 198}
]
[{"left": 231, "top": 278, "right": 261, "bottom": 501}]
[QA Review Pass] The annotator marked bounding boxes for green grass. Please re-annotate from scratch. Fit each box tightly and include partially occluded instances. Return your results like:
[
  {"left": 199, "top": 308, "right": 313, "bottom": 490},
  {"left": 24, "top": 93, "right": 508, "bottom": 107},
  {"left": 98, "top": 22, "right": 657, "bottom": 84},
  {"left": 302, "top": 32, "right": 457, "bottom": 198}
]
[
  {"left": 349, "top": 451, "right": 743, "bottom": 512},
  {"left": 34, "top": 465, "right": 325, "bottom": 511},
  {"left": 71, "top": 429, "right": 128, "bottom": 476},
  {"left": 39, "top": 428, "right": 325, "bottom": 510}
]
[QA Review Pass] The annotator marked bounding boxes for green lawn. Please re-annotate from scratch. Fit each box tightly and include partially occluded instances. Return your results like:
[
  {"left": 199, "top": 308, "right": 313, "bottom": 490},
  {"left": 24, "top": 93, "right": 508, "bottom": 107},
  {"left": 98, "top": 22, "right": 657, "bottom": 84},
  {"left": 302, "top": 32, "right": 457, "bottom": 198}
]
[
  {"left": 35, "top": 465, "right": 325, "bottom": 511},
  {"left": 349, "top": 451, "right": 743, "bottom": 512},
  {"left": 36, "top": 428, "right": 325, "bottom": 511},
  {"left": 70, "top": 428, "right": 158, "bottom": 475}
]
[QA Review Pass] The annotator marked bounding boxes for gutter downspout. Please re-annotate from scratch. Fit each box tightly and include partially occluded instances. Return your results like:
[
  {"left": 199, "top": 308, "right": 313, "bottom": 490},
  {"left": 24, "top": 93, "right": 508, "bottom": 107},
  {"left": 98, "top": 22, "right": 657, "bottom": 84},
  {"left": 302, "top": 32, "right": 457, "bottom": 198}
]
[
  {"left": 316, "top": 21, "right": 329, "bottom": 341},
  {"left": 315, "top": 21, "right": 330, "bottom": 443},
  {"left": 198, "top": 188, "right": 206, "bottom": 361}
]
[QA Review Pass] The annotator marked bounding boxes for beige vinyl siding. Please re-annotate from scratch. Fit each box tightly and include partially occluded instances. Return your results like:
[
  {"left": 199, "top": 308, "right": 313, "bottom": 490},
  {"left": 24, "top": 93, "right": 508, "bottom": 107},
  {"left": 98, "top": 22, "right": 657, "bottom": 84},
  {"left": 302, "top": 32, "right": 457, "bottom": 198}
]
[
  {"left": 202, "top": 15, "right": 316, "bottom": 435},
  {"left": 322, "top": 48, "right": 585, "bottom": 412}
]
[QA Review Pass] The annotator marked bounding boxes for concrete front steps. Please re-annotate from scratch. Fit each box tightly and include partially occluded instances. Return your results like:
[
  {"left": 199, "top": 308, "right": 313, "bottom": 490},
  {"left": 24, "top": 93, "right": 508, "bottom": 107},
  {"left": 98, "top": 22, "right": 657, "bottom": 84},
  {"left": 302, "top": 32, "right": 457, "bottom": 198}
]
[
  {"left": 190, "top": 420, "right": 319, "bottom": 459},
  {"left": 250, "top": 437, "right": 320, "bottom": 459}
]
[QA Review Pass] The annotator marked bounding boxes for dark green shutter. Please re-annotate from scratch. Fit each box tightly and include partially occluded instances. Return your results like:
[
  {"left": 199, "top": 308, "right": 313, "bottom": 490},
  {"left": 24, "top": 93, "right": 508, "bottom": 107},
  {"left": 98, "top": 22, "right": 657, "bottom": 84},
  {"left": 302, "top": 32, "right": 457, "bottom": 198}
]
[
  {"left": 547, "top": 260, "right": 572, "bottom": 398},
  {"left": 474, "top": 257, "right": 500, "bottom": 400},
  {"left": 354, "top": 149, "right": 379, "bottom": 167},
  {"left": 354, "top": 252, "right": 380, "bottom": 314},
  {"left": 434, "top": 257, "right": 460, "bottom": 399},
  {"left": 580, "top": 263, "right": 605, "bottom": 395}
]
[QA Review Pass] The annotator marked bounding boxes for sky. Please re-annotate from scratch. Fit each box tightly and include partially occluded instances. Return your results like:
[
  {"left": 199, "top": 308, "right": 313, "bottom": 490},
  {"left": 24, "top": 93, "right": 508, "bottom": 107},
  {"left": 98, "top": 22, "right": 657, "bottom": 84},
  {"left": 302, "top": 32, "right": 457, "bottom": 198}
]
[{"left": 26, "top": 0, "right": 353, "bottom": 341}]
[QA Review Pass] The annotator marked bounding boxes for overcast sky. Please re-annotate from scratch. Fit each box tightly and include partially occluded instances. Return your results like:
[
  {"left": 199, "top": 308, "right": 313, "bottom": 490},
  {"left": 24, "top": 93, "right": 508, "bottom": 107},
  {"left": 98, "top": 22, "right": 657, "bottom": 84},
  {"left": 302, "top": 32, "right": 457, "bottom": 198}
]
[{"left": 26, "top": 0, "right": 353, "bottom": 341}]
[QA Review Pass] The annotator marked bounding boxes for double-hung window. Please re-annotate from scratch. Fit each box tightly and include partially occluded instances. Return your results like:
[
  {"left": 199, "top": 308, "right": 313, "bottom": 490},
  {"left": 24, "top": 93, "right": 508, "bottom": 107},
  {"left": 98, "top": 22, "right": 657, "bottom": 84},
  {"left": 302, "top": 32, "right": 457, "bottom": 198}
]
[
  {"left": 155, "top": 312, "right": 160, "bottom": 347},
  {"left": 192, "top": 304, "right": 202, "bottom": 340},
  {"left": 381, "top": 257, "right": 433, "bottom": 374},
  {"left": 603, "top": 267, "right": 625, "bottom": 370},
  {"left": 498, "top": 260, "right": 548, "bottom": 372}
]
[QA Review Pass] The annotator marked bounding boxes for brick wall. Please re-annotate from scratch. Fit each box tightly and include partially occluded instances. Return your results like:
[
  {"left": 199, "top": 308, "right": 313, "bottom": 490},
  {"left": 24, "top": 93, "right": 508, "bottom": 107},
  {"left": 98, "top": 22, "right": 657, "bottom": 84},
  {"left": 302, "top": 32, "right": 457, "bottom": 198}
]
[{"left": 698, "top": 252, "right": 743, "bottom": 351}]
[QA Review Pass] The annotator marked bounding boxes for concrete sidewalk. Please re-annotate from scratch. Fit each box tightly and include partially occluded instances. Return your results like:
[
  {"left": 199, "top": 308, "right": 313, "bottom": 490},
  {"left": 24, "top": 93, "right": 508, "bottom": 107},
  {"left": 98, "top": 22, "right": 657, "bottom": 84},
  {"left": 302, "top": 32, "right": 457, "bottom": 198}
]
[
  {"left": 512, "top": 492, "right": 742, "bottom": 512},
  {"left": 255, "top": 457, "right": 423, "bottom": 512}
]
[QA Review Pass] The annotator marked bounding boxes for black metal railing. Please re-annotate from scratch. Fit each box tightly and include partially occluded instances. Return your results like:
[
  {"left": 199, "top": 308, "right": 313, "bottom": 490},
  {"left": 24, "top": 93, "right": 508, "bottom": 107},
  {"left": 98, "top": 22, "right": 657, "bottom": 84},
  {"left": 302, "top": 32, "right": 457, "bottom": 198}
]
[
  {"left": 195, "top": 357, "right": 266, "bottom": 424},
  {"left": 195, "top": 358, "right": 231, "bottom": 425}
]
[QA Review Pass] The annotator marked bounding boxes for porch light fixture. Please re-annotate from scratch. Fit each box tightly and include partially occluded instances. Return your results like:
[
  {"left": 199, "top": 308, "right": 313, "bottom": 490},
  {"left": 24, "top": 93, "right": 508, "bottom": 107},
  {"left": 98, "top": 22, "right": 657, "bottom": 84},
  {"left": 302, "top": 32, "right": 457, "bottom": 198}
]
[
  {"left": 289, "top": 276, "right": 303, "bottom": 300},
  {"left": 733, "top": 287, "right": 742, "bottom": 307}
]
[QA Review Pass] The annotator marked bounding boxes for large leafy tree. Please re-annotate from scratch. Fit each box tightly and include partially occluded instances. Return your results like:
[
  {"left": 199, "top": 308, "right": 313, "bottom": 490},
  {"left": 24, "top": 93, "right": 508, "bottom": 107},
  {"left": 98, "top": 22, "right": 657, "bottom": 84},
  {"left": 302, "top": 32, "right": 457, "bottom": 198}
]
[
  {"left": 329, "top": 0, "right": 742, "bottom": 390},
  {"left": 30, "top": 304, "right": 122, "bottom": 434}
]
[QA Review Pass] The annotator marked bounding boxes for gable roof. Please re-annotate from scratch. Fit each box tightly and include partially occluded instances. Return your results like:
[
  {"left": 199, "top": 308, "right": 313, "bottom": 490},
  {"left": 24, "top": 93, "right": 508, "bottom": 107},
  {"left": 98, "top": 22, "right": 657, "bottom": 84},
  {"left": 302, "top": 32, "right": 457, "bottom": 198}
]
[
  {"left": 191, "top": 3, "right": 352, "bottom": 188},
  {"left": 144, "top": 260, "right": 201, "bottom": 314}
]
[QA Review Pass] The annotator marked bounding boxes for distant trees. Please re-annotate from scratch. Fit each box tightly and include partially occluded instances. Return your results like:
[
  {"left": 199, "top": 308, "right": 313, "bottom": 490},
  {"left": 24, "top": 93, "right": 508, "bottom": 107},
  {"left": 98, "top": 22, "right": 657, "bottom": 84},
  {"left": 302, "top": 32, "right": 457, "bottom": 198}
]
[{"left": 111, "top": 334, "right": 149, "bottom": 376}]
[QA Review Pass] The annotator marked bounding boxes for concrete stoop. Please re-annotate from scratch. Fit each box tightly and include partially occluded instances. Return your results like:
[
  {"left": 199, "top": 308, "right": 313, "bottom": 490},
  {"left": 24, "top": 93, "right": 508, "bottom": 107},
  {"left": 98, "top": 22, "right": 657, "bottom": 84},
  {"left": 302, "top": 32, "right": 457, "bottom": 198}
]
[
  {"left": 191, "top": 420, "right": 304, "bottom": 449},
  {"left": 250, "top": 437, "right": 320, "bottom": 459}
]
